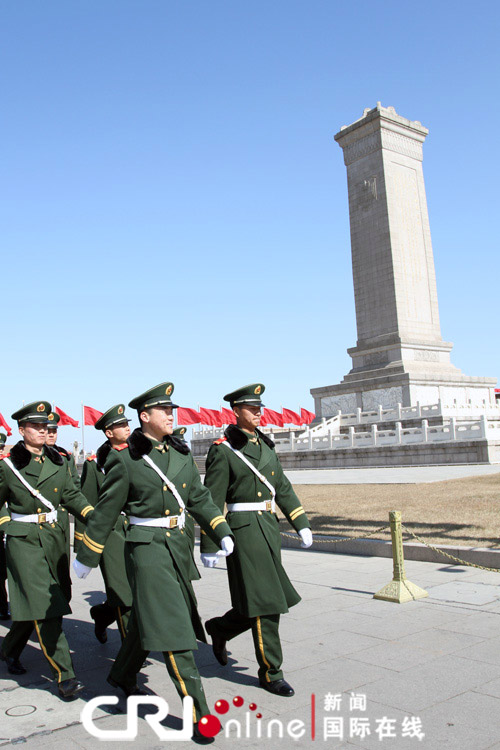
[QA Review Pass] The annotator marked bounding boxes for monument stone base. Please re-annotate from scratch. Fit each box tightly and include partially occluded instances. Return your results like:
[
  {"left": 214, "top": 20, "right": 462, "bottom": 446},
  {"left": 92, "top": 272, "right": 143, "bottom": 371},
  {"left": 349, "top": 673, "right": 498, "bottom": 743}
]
[{"left": 312, "top": 366, "right": 496, "bottom": 419}]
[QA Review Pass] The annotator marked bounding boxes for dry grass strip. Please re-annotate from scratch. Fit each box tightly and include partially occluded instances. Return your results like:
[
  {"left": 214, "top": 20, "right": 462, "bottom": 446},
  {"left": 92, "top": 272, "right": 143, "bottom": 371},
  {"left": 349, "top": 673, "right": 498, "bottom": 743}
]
[{"left": 288, "top": 473, "right": 500, "bottom": 548}]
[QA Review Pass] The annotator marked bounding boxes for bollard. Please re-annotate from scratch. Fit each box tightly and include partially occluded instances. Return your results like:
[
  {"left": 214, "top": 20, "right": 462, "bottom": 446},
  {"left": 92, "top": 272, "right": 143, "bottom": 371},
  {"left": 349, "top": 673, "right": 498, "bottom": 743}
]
[{"left": 374, "top": 511, "right": 428, "bottom": 603}]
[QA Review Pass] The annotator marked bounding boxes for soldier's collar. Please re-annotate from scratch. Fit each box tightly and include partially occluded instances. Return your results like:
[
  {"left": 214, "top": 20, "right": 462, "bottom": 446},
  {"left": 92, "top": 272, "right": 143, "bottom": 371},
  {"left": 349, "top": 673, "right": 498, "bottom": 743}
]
[{"left": 224, "top": 424, "right": 275, "bottom": 450}]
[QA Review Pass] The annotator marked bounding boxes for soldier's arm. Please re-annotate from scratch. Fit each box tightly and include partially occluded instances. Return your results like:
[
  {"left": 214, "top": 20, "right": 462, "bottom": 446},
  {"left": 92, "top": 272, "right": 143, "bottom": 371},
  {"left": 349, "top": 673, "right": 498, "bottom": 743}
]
[
  {"left": 274, "top": 460, "right": 311, "bottom": 533},
  {"left": 76, "top": 450, "right": 129, "bottom": 567},
  {"left": 74, "top": 459, "right": 98, "bottom": 547},
  {"left": 0, "top": 464, "right": 11, "bottom": 530},
  {"left": 59, "top": 467, "right": 94, "bottom": 523},
  {"left": 200, "top": 443, "right": 230, "bottom": 553},
  {"left": 185, "top": 453, "right": 232, "bottom": 548}
]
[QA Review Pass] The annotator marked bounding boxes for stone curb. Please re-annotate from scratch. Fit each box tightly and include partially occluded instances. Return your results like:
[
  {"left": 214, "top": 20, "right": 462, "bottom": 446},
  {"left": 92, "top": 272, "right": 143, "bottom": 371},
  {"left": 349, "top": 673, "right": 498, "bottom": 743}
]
[{"left": 279, "top": 532, "right": 500, "bottom": 569}]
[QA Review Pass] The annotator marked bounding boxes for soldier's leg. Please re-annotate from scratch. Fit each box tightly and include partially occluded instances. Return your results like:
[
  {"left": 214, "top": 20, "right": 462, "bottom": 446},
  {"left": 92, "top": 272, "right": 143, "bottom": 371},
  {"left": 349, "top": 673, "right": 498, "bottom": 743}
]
[
  {"left": 164, "top": 650, "right": 210, "bottom": 724},
  {"left": 207, "top": 607, "right": 253, "bottom": 641},
  {"left": 1, "top": 620, "right": 33, "bottom": 659},
  {"left": 116, "top": 606, "right": 131, "bottom": 640},
  {"left": 108, "top": 607, "right": 148, "bottom": 690},
  {"left": 34, "top": 617, "right": 75, "bottom": 683},
  {"left": 90, "top": 601, "right": 118, "bottom": 643},
  {"left": 250, "top": 614, "right": 283, "bottom": 684}
]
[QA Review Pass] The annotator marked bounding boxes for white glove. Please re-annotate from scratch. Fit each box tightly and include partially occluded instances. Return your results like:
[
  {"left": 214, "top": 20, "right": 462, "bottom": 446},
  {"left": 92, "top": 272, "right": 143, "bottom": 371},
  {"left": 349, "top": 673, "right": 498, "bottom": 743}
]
[
  {"left": 218, "top": 536, "right": 234, "bottom": 557},
  {"left": 72, "top": 559, "right": 92, "bottom": 579},
  {"left": 299, "top": 528, "right": 313, "bottom": 549},
  {"left": 201, "top": 553, "right": 219, "bottom": 568}
]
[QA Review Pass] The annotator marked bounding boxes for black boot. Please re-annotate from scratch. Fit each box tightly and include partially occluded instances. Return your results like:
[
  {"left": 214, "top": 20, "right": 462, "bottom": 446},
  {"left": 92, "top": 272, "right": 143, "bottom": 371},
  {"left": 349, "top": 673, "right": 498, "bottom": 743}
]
[
  {"left": 205, "top": 619, "right": 228, "bottom": 666},
  {"left": 259, "top": 678, "right": 295, "bottom": 697},
  {"left": 58, "top": 678, "right": 84, "bottom": 699},
  {"left": 0, "top": 650, "right": 26, "bottom": 675}
]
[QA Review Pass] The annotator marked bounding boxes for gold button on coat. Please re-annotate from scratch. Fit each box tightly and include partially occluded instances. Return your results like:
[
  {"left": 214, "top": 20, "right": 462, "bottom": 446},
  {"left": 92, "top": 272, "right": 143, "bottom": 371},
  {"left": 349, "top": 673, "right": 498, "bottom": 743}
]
[
  {"left": 182, "top": 483, "right": 186, "bottom": 488},
  {"left": 257, "top": 492, "right": 262, "bottom": 497},
  {"left": 165, "top": 509, "right": 170, "bottom": 515},
  {"left": 166, "top": 531, "right": 170, "bottom": 537},
  {"left": 258, "top": 510, "right": 262, "bottom": 515}
]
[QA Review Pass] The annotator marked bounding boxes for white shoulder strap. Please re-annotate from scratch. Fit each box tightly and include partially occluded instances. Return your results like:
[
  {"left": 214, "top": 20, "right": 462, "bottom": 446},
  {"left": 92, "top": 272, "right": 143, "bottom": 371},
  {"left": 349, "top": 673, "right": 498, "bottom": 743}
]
[
  {"left": 3, "top": 458, "right": 57, "bottom": 513},
  {"left": 142, "top": 453, "right": 186, "bottom": 511},
  {"left": 221, "top": 441, "right": 276, "bottom": 499}
]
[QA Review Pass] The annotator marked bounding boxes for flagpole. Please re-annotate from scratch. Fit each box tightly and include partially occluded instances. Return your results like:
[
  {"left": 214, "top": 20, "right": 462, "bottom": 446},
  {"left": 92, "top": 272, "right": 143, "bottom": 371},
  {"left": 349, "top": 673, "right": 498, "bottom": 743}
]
[{"left": 81, "top": 402, "right": 85, "bottom": 457}]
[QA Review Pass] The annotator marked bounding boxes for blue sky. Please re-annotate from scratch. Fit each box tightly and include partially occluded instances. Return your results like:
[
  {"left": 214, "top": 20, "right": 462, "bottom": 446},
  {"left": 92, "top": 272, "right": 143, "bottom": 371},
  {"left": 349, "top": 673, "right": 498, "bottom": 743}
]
[{"left": 2, "top": 1, "right": 499, "bottom": 450}]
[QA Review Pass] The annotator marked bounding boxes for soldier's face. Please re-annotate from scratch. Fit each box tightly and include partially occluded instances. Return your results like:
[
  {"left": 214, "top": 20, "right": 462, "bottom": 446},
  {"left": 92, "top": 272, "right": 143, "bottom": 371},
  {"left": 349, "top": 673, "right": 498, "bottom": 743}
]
[
  {"left": 234, "top": 404, "right": 261, "bottom": 432},
  {"left": 45, "top": 428, "right": 58, "bottom": 446},
  {"left": 140, "top": 405, "right": 174, "bottom": 439},
  {"left": 19, "top": 422, "right": 48, "bottom": 449},
  {"left": 105, "top": 422, "right": 131, "bottom": 444}
]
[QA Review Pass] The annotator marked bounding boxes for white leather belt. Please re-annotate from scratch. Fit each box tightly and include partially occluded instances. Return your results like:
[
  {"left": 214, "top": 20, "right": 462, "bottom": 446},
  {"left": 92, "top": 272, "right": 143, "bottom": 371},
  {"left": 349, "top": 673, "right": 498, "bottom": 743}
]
[
  {"left": 129, "top": 514, "right": 185, "bottom": 529},
  {"left": 227, "top": 500, "right": 275, "bottom": 513},
  {"left": 11, "top": 511, "right": 58, "bottom": 524}
]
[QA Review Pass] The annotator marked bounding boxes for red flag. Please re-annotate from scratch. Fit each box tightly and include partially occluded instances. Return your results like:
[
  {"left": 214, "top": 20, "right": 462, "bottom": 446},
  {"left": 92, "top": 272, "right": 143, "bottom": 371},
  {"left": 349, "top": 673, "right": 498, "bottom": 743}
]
[
  {"left": 177, "top": 407, "right": 201, "bottom": 426},
  {"left": 221, "top": 407, "right": 237, "bottom": 425},
  {"left": 262, "top": 408, "right": 284, "bottom": 427},
  {"left": 301, "top": 407, "right": 316, "bottom": 425},
  {"left": 84, "top": 405, "right": 103, "bottom": 426},
  {"left": 259, "top": 411, "right": 269, "bottom": 427},
  {"left": 55, "top": 406, "right": 79, "bottom": 428},
  {"left": 282, "top": 408, "right": 302, "bottom": 425},
  {"left": 0, "top": 412, "right": 12, "bottom": 436},
  {"left": 199, "top": 408, "right": 223, "bottom": 427}
]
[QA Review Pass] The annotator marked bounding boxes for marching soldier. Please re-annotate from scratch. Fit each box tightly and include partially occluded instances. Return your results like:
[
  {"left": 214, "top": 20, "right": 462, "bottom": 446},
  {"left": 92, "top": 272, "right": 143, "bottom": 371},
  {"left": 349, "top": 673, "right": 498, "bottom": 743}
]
[
  {"left": 80, "top": 405, "right": 133, "bottom": 643},
  {"left": 202, "top": 383, "right": 313, "bottom": 697},
  {"left": 0, "top": 433, "right": 9, "bottom": 620},
  {"left": 73, "top": 382, "right": 234, "bottom": 735},
  {"left": 46, "top": 412, "right": 80, "bottom": 557},
  {"left": 0, "top": 402, "right": 94, "bottom": 698}
]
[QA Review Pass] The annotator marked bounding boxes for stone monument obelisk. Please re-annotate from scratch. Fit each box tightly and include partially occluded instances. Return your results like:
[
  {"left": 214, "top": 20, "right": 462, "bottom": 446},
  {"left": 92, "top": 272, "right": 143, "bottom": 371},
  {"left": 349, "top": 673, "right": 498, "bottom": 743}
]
[{"left": 311, "top": 103, "right": 496, "bottom": 418}]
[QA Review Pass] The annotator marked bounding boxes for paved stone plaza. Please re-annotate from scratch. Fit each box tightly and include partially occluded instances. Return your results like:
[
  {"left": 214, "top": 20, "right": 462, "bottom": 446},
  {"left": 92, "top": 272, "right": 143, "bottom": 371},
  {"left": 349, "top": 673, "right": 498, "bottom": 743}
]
[
  {"left": 2, "top": 543, "right": 500, "bottom": 748},
  {"left": 285, "top": 464, "right": 500, "bottom": 484}
]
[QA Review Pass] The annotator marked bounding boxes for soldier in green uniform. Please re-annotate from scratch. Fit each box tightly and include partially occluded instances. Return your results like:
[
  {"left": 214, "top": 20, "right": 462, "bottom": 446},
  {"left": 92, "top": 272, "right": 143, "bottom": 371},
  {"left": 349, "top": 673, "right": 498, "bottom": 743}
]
[
  {"left": 0, "top": 433, "right": 9, "bottom": 620},
  {"left": 0, "top": 402, "right": 94, "bottom": 698},
  {"left": 74, "top": 382, "right": 234, "bottom": 734},
  {"left": 45, "top": 412, "right": 80, "bottom": 559},
  {"left": 202, "top": 383, "right": 313, "bottom": 697},
  {"left": 80, "top": 404, "right": 133, "bottom": 643}
]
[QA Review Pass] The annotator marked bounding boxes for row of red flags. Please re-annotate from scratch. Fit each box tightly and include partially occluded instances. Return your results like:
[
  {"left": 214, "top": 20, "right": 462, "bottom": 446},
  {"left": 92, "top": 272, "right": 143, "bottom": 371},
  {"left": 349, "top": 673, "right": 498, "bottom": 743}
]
[{"left": 0, "top": 405, "right": 315, "bottom": 434}]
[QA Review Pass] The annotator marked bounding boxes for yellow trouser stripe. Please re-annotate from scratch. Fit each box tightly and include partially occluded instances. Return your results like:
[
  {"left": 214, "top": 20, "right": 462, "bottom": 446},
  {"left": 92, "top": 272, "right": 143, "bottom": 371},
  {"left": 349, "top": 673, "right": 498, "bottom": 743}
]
[
  {"left": 117, "top": 607, "right": 126, "bottom": 639},
  {"left": 83, "top": 533, "right": 104, "bottom": 553},
  {"left": 168, "top": 652, "right": 196, "bottom": 723},
  {"left": 34, "top": 619, "right": 62, "bottom": 683},
  {"left": 81, "top": 505, "right": 93, "bottom": 518},
  {"left": 256, "top": 616, "right": 271, "bottom": 682},
  {"left": 290, "top": 508, "right": 305, "bottom": 520}
]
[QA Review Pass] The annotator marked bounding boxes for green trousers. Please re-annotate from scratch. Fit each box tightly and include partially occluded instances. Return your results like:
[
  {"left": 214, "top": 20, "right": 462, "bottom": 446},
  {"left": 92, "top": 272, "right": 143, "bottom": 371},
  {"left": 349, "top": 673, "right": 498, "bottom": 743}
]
[
  {"left": 109, "top": 608, "right": 209, "bottom": 723},
  {"left": 1, "top": 617, "right": 75, "bottom": 682},
  {"left": 210, "top": 608, "right": 283, "bottom": 683}
]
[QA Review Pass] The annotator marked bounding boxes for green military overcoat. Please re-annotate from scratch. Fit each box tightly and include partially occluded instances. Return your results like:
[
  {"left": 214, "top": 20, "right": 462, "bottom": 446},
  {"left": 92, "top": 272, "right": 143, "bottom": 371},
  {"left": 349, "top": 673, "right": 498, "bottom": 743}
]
[
  {"left": 77, "top": 428, "right": 232, "bottom": 652},
  {"left": 0, "top": 442, "right": 93, "bottom": 620},
  {"left": 202, "top": 424, "right": 311, "bottom": 618},
  {"left": 80, "top": 442, "right": 133, "bottom": 608}
]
